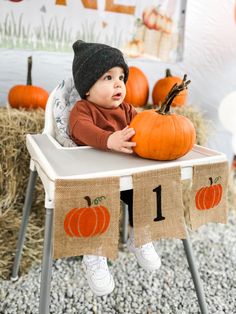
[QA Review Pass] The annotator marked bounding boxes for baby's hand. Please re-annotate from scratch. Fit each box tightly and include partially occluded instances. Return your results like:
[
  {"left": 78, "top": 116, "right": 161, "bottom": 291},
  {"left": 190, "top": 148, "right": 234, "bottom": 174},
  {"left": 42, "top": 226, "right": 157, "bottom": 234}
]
[{"left": 107, "top": 126, "right": 136, "bottom": 154}]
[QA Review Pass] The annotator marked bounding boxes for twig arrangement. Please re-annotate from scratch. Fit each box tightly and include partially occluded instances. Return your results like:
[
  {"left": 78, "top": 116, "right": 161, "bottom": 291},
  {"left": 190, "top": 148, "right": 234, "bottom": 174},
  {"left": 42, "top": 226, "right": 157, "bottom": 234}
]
[{"left": 158, "top": 74, "right": 191, "bottom": 114}]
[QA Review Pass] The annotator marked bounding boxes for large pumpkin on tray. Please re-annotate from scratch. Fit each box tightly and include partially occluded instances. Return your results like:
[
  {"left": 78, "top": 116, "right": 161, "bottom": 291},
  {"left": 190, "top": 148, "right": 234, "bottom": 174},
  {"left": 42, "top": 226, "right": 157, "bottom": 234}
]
[
  {"left": 152, "top": 69, "right": 188, "bottom": 107},
  {"left": 8, "top": 56, "right": 49, "bottom": 110},
  {"left": 130, "top": 75, "right": 196, "bottom": 161}
]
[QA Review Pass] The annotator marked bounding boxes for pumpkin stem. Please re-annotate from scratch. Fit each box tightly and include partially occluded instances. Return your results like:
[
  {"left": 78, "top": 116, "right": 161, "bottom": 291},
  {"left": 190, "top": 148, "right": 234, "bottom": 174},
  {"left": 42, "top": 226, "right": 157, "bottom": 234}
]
[
  {"left": 157, "top": 74, "right": 191, "bottom": 115},
  {"left": 166, "top": 69, "right": 172, "bottom": 77},
  {"left": 84, "top": 196, "right": 91, "bottom": 207},
  {"left": 27, "top": 56, "right": 32, "bottom": 86},
  {"left": 209, "top": 177, "right": 213, "bottom": 186}
]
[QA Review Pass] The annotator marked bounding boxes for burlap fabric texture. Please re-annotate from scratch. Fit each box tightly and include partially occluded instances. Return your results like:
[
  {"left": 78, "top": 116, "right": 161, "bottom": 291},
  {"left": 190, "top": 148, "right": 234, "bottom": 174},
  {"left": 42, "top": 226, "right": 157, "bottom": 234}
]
[
  {"left": 53, "top": 177, "right": 120, "bottom": 260},
  {"left": 132, "top": 166, "right": 187, "bottom": 247},
  {"left": 188, "top": 161, "right": 229, "bottom": 231},
  {"left": 53, "top": 163, "right": 228, "bottom": 260}
]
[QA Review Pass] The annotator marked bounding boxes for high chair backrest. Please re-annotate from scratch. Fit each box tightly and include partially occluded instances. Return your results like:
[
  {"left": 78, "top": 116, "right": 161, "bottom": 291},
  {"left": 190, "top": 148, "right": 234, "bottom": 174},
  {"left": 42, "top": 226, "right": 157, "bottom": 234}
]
[{"left": 43, "top": 78, "right": 80, "bottom": 147}]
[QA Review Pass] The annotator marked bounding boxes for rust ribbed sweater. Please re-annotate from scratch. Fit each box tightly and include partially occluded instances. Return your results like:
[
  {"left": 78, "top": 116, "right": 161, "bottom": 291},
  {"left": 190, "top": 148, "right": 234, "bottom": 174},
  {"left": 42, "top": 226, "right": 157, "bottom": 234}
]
[{"left": 69, "top": 99, "right": 137, "bottom": 150}]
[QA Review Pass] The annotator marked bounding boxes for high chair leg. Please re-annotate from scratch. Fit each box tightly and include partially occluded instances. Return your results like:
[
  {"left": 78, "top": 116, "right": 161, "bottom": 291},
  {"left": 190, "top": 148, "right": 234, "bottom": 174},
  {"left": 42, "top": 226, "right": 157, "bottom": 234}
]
[
  {"left": 121, "top": 202, "right": 129, "bottom": 244},
  {"left": 39, "top": 207, "right": 53, "bottom": 314},
  {"left": 182, "top": 237, "right": 208, "bottom": 314},
  {"left": 11, "top": 169, "right": 38, "bottom": 281}
]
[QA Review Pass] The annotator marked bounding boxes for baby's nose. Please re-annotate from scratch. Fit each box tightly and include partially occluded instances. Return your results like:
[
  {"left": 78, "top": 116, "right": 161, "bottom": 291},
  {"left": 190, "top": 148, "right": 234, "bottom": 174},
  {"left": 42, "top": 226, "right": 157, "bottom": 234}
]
[{"left": 115, "top": 79, "right": 121, "bottom": 87}]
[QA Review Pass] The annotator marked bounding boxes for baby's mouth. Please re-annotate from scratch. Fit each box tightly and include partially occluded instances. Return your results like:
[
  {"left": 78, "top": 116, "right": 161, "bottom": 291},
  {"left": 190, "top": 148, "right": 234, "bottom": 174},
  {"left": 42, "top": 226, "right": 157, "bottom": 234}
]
[{"left": 112, "top": 92, "right": 122, "bottom": 99}]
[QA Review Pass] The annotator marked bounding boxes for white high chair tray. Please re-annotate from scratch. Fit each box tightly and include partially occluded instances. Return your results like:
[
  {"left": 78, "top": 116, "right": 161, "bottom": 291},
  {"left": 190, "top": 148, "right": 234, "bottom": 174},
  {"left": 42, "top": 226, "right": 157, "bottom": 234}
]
[{"left": 27, "top": 134, "right": 227, "bottom": 196}]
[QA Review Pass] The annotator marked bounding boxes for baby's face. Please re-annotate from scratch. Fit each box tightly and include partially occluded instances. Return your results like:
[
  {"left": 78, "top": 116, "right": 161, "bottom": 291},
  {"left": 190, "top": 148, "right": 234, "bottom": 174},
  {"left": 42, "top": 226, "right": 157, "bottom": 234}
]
[{"left": 86, "top": 66, "right": 126, "bottom": 109}]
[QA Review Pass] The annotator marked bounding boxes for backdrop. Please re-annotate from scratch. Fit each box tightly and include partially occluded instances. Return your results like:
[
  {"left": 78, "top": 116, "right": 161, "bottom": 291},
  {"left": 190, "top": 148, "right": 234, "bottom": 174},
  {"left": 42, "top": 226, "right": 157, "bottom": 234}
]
[{"left": 0, "top": 0, "right": 187, "bottom": 62}]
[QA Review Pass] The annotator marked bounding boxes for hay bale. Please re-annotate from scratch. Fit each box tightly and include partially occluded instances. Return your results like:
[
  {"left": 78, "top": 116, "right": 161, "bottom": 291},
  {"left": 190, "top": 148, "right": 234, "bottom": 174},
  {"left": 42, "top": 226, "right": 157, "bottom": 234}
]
[
  {"left": 0, "top": 107, "right": 45, "bottom": 213},
  {"left": 0, "top": 208, "right": 44, "bottom": 280},
  {"left": 173, "top": 105, "right": 209, "bottom": 146},
  {"left": 0, "top": 107, "right": 45, "bottom": 279}
]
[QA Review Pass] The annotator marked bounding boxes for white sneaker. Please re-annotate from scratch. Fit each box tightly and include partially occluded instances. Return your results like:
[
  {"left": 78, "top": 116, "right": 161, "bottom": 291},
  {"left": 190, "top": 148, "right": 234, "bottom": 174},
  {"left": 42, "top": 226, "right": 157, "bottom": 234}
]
[
  {"left": 82, "top": 255, "right": 115, "bottom": 296},
  {"left": 127, "top": 229, "right": 161, "bottom": 271}
]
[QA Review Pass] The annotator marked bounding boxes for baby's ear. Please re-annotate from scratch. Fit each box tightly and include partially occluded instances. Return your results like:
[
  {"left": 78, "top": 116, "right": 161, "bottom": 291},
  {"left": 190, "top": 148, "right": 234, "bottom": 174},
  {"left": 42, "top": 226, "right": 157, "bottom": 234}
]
[{"left": 85, "top": 92, "right": 90, "bottom": 97}]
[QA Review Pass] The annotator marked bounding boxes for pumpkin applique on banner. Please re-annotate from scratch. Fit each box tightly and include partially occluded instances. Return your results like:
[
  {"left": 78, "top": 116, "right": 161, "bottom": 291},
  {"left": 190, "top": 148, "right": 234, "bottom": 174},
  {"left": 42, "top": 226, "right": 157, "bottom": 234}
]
[
  {"left": 188, "top": 162, "right": 228, "bottom": 231},
  {"left": 64, "top": 196, "right": 110, "bottom": 237},
  {"left": 195, "top": 176, "right": 223, "bottom": 210},
  {"left": 53, "top": 177, "right": 120, "bottom": 260}
]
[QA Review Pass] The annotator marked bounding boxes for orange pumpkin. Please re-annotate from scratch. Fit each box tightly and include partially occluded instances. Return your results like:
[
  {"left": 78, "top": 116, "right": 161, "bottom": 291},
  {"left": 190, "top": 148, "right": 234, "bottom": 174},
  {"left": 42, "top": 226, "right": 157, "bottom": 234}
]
[
  {"left": 8, "top": 56, "right": 49, "bottom": 110},
  {"left": 64, "top": 196, "right": 110, "bottom": 237},
  {"left": 195, "top": 177, "right": 223, "bottom": 210},
  {"left": 130, "top": 75, "right": 196, "bottom": 161},
  {"left": 152, "top": 69, "right": 188, "bottom": 107},
  {"left": 124, "top": 66, "right": 149, "bottom": 107}
]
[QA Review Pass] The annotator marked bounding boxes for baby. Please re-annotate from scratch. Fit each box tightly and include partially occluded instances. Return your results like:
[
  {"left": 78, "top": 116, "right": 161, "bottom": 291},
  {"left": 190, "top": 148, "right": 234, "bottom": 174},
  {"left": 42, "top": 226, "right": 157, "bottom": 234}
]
[{"left": 69, "top": 40, "right": 161, "bottom": 297}]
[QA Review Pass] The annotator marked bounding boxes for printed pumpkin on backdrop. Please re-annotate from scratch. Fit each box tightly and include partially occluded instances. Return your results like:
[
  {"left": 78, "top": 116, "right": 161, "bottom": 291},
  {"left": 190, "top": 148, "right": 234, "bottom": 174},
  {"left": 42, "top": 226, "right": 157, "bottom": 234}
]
[
  {"left": 64, "top": 196, "right": 110, "bottom": 237},
  {"left": 123, "top": 1, "right": 187, "bottom": 62},
  {"left": 195, "top": 176, "right": 223, "bottom": 210}
]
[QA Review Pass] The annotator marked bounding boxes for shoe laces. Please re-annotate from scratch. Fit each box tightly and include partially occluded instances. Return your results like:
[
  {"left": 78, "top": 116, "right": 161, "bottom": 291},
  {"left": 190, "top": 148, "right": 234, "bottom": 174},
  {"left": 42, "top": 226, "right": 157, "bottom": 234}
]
[
  {"left": 84, "top": 256, "right": 108, "bottom": 274},
  {"left": 140, "top": 242, "right": 155, "bottom": 254}
]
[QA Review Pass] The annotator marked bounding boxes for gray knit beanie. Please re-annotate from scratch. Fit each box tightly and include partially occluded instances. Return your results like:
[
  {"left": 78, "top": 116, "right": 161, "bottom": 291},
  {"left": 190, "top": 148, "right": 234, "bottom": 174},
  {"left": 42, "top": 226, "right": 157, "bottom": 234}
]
[{"left": 72, "top": 40, "right": 129, "bottom": 99}]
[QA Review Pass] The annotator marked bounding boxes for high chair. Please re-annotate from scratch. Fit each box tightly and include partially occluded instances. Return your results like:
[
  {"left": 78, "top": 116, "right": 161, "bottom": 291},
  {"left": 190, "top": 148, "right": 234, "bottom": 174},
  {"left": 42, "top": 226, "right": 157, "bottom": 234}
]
[{"left": 11, "top": 78, "right": 226, "bottom": 314}]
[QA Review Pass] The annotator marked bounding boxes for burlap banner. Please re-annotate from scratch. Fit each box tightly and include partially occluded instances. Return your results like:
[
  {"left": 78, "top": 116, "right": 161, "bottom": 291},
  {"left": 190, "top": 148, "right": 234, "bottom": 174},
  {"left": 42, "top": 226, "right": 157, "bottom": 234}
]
[
  {"left": 132, "top": 167, "right": 187, "bottom": 247},
  {"left": 188, "top": 161, "right": 229, "bottom": 231},
  {"left": 53, "top": 177, "right": 120, "bottom": 260}
]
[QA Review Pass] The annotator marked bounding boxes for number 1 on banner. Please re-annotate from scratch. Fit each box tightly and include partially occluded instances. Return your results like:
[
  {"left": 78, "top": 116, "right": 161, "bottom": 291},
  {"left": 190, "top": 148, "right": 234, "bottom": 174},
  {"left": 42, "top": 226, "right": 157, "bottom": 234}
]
[{"left": 153, "top": 185, "right": 165, "bottom": 222}]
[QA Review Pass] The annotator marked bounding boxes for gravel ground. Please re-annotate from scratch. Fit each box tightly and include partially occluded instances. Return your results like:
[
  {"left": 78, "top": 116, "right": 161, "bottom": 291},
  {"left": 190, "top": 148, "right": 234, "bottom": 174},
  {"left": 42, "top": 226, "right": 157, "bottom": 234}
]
[{"left": 1, "top": 212, "right": 236, "bottom": 314}]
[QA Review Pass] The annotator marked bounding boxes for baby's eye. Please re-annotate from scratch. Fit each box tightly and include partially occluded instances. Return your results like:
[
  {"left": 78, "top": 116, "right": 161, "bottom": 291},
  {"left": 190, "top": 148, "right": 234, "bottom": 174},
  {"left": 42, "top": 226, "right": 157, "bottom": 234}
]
[
  {"left": 119, "top": 75, "right": 125, "bottom": 81},
  {"left": 104, "top": 75, "right": 112, "bottom": 80}
]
